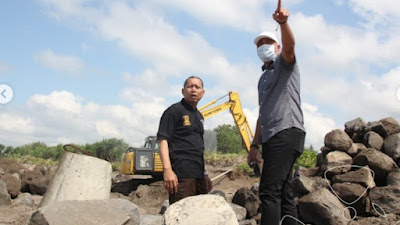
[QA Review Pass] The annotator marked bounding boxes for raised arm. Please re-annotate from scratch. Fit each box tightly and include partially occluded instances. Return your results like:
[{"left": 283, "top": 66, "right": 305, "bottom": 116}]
[{"left": 273, "top": 0, "right": 295, "bottom": 64}]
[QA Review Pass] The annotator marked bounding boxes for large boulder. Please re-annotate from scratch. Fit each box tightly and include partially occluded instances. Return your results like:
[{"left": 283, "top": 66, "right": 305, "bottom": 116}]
[
  {"left": 321, "top": 151, "right": 353, "bottom": 178},
  {"left": 29, "top": 199, "right": 140, "bottom": 225},
  {"left": 0, "top": 179, "right": 11, "bottom": 206},
  {"left": 292, "top": 176, "right": 330, "bottom": 197},
  {"left": 380, "top": 117, "right": 400, "bottom": 136},
  {"left": 369, "top": 186, "right": 400, "bottom": 216},
  {"left": 298, "top": 188, "right": 350, "bottom": 225},
  {"left": 163, "top": 194, "right": 239, "bottom": 225},
  {"left": 345, "top": 118, "right": 367, "bottom": 142},
  {"left": 22, "top": 165, "right": 53, "bottom": 195},
  {"left": 324, "top": 129, "right": 353, "bottom": 152},
  {"left": 387, "top": 170, "right": 400, "bottom": 187},
  {"left": 14, "top": 192, "right": 34, "bottom": 207},
  {"left": 39, "top": 152, "right": 112, "bottom": 207},
  {"left": 232, "top": 187, "right": 260, "bottom": 218},
  {"left": 331, "top": 166, "right": 376, "bottom": 189},
  {"left": 365, "top": 121, "right": 387, "bottom": 139},
  {"left": 353, "top": 149, "right": 398, "bottom": 185},
  {"left": 1, "top": 173, "right": 21, "bottom": 198},
  {"left": 383, "top": 133, "right": 400, "bottom": 163},
  {"left": 332, "top": 183, "right": 367, "bottom": 216},
  {"left": 363, "top": 131, "right": 383, "bottom": 151}
]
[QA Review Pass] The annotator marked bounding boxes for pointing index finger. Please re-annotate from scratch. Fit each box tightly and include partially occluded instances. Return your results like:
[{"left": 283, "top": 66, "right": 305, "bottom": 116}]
[{"left": 277, "top": 0, "right": 281, "bottom": 11}]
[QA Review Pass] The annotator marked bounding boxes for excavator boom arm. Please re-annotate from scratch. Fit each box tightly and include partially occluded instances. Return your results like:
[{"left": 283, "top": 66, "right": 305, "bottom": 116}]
[{"left": 200, "top": 91, "right": 254, "bottom": 152}]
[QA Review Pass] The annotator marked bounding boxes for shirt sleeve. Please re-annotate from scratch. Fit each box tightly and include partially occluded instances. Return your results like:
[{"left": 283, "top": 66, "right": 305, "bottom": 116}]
[{"left": 157, "top": 107, "right": 176, "bottom": 141}]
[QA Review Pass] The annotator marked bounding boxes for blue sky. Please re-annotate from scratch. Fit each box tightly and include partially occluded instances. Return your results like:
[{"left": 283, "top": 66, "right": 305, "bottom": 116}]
[{"left": 1, "top": 0, "right": 399, "bottom": 149}]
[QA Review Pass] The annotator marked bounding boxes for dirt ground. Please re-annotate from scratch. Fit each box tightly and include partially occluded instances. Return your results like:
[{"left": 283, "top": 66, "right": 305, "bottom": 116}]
[{"left": 0, "top": 163, "right": 259, "bottom": 224}]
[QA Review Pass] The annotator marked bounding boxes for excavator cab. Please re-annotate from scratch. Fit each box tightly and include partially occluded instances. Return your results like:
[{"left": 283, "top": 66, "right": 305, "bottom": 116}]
[{"left": 120, "top": 136, "right": 163, "bottom": 176}]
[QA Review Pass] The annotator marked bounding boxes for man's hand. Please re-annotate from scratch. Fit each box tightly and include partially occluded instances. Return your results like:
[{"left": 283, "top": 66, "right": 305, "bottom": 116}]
[
  {"left": 204, "top": 174, "right": 213, "bottom": 193},
  {"left": 247, "top": 146, "right": 259, "bottom": 168},
  {"left": 273, "top": 0, "right": 289, "bottom": 23},
  {"left": 163, "top": 168, "right": 178, "bottom": 194}
]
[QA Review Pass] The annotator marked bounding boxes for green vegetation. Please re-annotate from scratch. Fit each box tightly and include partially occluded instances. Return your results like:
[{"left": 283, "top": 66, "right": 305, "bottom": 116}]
[
  {"left": 0, "top": 125, "right": 318, "bottom": 172},
  {"left": 294, "top": 146, "right": 318, "bottom": 170},
  {"left": 214, "top": 124, "right": 243, "bottom": 154},
  {"left": 0, "top": 138, "right": 129, "bottom": 167}
]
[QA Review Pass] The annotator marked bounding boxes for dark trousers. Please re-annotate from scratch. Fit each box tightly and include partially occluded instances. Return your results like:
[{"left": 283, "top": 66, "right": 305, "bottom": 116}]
[
  {"left": 169, "top": 178, "right": 207, "bottom": 204},
  {"left": 259, "top": 127, "right": 305, "bottom": 225}
]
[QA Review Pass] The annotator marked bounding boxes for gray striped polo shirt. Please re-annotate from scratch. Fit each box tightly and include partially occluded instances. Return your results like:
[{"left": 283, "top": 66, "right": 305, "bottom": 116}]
[{"left": 258, "top": 54, "right": 305, "bottom": 144}]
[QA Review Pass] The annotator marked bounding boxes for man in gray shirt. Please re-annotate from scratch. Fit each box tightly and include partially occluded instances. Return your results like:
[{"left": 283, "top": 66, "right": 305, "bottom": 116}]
[{"left": 248, "top": 1, "right": 306, "bottom": 224}]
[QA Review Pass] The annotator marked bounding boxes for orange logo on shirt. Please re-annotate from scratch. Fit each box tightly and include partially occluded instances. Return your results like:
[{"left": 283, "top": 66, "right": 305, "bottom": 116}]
[{"left": 183, "top": 115, "right": 191, "bottom": 126}]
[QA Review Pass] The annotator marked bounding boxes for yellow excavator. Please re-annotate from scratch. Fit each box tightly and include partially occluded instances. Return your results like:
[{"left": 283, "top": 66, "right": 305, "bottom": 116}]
[{"left": 120, "top": 91, "right": 255, "bottom": 176}]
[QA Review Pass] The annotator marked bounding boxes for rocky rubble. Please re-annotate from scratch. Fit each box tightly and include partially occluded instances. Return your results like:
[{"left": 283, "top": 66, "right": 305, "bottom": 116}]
[
  {"left": 293, "top": 117, "right": 400, "bottom": 224},
  {"left": 1, "top": 117, "right": 400, "bottom": 225}
]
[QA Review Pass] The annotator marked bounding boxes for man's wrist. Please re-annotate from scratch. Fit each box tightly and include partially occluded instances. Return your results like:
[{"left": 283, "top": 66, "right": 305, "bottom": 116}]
[
  {"left": 277, "top": 20, "right": 287, "bottom": 25},
  {"left": 250, "top": 143, "right": 259, "bottom": 149}
]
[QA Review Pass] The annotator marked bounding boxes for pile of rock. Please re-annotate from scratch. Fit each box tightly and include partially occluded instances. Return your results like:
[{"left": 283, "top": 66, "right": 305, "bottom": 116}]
[{"left": 292, "top": 117, "right": 400, "bottom": 225}]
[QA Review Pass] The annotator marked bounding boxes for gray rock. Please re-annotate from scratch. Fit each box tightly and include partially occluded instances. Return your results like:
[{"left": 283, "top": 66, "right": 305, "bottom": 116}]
[
  {"left": 0, "top": 179, "right": 11, "bottom": 206},
  {"left": 365, "top": 121, "right": 387, "bottom": 139},
  {"left": 332, "top": 183, "right": 367, "bottom": 215},
  {"left": 232, "top": 187, "right": 260, "bottom": 218},
  {"left": 14, "top": 192, "right": 34, "bottom": 207},
  {"left": 250, "top": 183, "right": 259, "bottom": 197},
  {"left": 380, "top": 117, "right": 400, "bottom": 136},
  {"left": 163, "top": 194, "right": 239, "bottom": 225},
  {"left": 363, "top": 131, "right": 383, "bottom": 151},
  {"left": 332, "top": 166, "right": 376, "bottom": 189},
  {"left": 321, "top": 151, "right": 353, "bottom": 178},
  {"left": 292, "top": 176, "right": 330, "bottom": 197},
  {"left": 324, "top": 129, "right": 353, "bottom": 152},
  {"left": 209, "top": 189, "right": 226, "bottom": 198},
  {"left": 353, "top": 148, "right": 398, "bottom": 185},
  {"left": 298, "top": 188, "right": 350, "bottom": 225},
  {"left": 230, "top": 203, "right": 247, "bottom": 222},
  {"left": 383, "top": 133, "right": 400, "bottom": 163},
  {"left": 1, "top": 173, "right": 21, "bottom": 198},
  {"left": 294, "top": 166, "right": 319, "bottom": 178},
  {"left": 29, "top": 198, "right": 140, "bottom": 225},
  {"left": 345, "top": 118, "right": 367, "bottom": 142},
  {"left": 369, "top": 186, "right": 400, "bottom": 216},
  {"left": 387, "top": 170, "right": 400, "bottom": 187}
]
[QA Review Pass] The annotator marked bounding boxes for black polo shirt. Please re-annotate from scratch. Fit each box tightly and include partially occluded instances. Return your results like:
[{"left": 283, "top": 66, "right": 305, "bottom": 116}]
[{"left": 157, "top": 98, "right": 205, "bottom": 179}]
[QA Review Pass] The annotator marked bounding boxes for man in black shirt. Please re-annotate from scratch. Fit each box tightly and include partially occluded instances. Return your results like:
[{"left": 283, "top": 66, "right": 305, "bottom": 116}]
[{"left": 157, "top": 76, "right": 212, "bottom": 204}]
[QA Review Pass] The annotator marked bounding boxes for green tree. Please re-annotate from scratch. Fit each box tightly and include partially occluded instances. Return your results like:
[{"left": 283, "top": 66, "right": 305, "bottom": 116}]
[
  {"left": 294, "top": 148, "right": 317, "bottom": 170},
  {"left": 85, "top": 138, "right": 129, "bottom": 162},
  {"left": 214, "top": 124, "right": 242, "bottom": 154}
]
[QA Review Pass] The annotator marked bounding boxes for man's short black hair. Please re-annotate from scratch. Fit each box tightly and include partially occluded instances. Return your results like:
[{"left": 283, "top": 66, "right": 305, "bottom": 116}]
[{"left": 183, "top": 76, "right": 204, "bottom": 88}]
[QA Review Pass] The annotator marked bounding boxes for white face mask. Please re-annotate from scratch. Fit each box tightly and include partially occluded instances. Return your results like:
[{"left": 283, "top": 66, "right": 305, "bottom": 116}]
[{"left": 257, "top": 44, "right": 276, "bottom": 62}]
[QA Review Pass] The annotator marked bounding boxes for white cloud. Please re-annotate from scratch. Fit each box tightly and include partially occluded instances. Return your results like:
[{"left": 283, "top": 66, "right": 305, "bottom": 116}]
[
  {"left": 28, "top": 91, "right": 82, "bottom": 115},
  {"left": 25, "top": 0, "right": 400, "bottom": 151},
  {"left": 35, "top": 49, "right": 84, "bottom": 73},
  {"left": 302, "top": 103, "right": 337, "bottom": 150},
  {"left": 0, "top": 114, "right": 34, "bottom": 134},
  {"left": 349, "top": 0, "right": 400, "bottom": 27},
  {"left": 0, "top": 91, "right": 165, "bottom": 147}
]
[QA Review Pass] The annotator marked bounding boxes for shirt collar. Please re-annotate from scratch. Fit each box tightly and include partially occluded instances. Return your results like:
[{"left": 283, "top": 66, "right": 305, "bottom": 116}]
[
  {"left": 261, "top": 61, "right": 274, "bottom": 72},
  {"left": 181, "top": 98, "right": 196, "bottom": 111}
]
